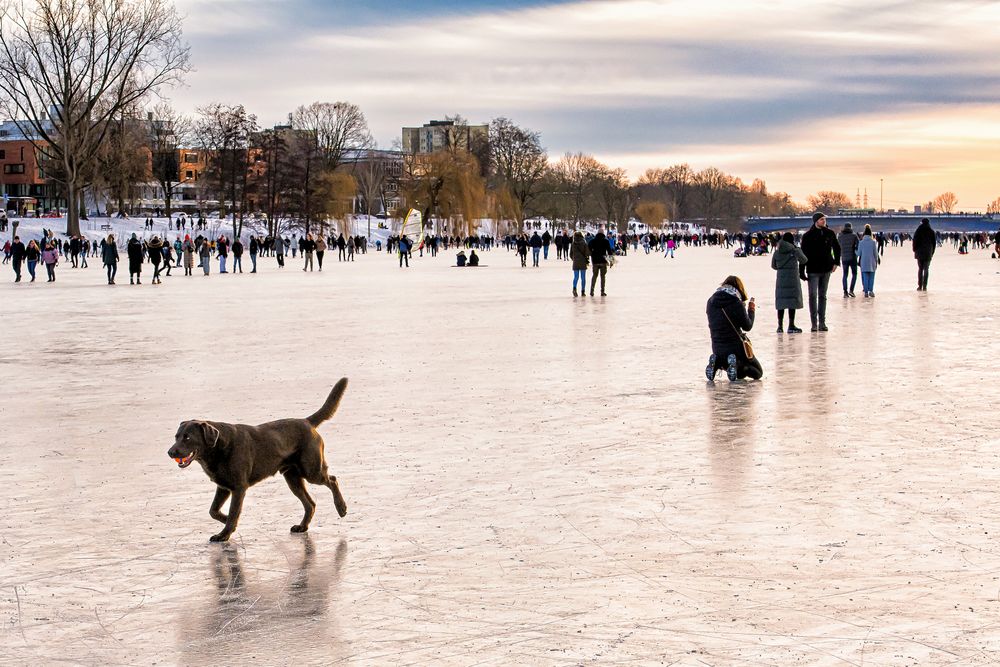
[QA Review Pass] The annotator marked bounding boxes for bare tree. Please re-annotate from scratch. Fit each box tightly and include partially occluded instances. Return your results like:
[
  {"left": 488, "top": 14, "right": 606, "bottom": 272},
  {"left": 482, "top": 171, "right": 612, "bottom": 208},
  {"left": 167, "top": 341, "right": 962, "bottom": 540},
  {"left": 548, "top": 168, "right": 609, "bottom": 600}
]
[
  {"left": 0, "top": 0, "right": 190, "bottom": 235},
  {"left": 150, "top": 101, "right": 191, "bottom": 219},
  {"left": 488, "top": 117, "right": 547, "bottom": 222},
  {"left": 95, "top": 106, "right": 150, "bottom": 215},
  {"left": 354, "top": 149, "right": 386, "bottom": 238},
  {"left": 194, "top": 103, "right": 258, "bottom": 238},
  {"left": 931, "top": 191, "right": 958, "bottom": 213},
  {"left": 292, "top": 102, "right": 371, "bottom": 170},
  {"left": 551, "top": 152, "right": 604, "bottom": 226},
  {"left": 807, "top": 191, "right": 852, "bottom": 215},
  {"left": 252, "top": 127, "right": 296, "bottom": 237}
]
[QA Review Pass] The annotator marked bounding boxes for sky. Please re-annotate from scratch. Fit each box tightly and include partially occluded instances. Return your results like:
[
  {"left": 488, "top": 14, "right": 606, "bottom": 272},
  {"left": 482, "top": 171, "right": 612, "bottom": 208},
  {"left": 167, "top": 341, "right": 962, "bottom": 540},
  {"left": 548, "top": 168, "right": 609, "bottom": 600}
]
[{"left": 171, "top": 0, "right": 1000, "bottom": 210}]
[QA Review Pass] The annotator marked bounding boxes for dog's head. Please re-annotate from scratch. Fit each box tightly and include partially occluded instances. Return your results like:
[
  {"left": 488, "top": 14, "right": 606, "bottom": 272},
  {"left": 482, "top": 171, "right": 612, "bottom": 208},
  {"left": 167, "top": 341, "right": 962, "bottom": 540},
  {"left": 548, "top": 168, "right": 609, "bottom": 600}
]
[{"left": 168, "top": 420, "right": 220, "bottom": 469}]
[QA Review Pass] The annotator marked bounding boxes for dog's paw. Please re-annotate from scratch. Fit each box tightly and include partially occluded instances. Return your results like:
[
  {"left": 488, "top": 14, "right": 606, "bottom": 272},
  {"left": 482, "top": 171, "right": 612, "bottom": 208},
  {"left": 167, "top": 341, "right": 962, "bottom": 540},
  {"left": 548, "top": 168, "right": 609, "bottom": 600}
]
[
  {"left": 290, "top": 524, "right": 308, "bottom": 533},
  {"left": 209, "top": 533, "right": 230, "bottom": 542}
]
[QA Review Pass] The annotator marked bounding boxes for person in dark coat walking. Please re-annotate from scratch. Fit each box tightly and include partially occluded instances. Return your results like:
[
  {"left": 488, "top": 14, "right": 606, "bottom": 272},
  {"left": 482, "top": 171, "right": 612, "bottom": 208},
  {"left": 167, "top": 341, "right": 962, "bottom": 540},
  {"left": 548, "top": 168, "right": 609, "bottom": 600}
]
[
  {"left": 912, "top": 218, "right": 936, "bottom": 290},
  {"left": 541, "top": 230, "right": 552, "bottom": 260},
  {"left": 232, "top": 237, "right": 244, "bottom": 273},
  {"left": 515, "top": 233, "right": 528, "bottom": 267},
  {"left": 569, "top": 230, "right": 590, "bottom": 297},
  {"left": 800, "top": 212, "right": 840, "bottom": 332},
  {"left": 249, "top": 235, "right": 259, "bottom": 273},
  {"left": 529, "top": 231, "right": 543, "bottom": 266},
  {"left": 127, "top": 233, "right": 143, "bottom": 284},
  {"left": 838, "top": 222, "right": 859, "bottom": 297},
  {"left": 302, "top": 233, "right": 316, "bottom": 271},
  {"left": 102, "top": 234, "right": 119, "bottom": 284},
  {"left": 147, "top": 236, "right": 164, "bottom": 284},
  {"left": 706, "top": 275, "right": 761, "bottom": 381},
  {"left": 337, "top": 233, "right": 347, "bottom": 261},
  {"left": 398, "top": 234, "right": 411, "bottom": 267},
  {"left": 10, "top": 235, "right": 25, "bottom": 282},
  {"left": 771, "top": 232, "right": 807, "bottom": 333},
  {"left": 588, "top": 227, "right": 612, "bottom": 297}
]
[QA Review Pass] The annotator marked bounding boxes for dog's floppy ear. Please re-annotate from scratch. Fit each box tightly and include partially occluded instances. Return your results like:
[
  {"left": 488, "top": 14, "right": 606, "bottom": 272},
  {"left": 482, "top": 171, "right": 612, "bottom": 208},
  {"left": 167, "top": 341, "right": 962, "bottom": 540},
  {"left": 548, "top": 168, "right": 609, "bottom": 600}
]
[{"left": 199, "top": 421, "right": 221, "bottom": 447}]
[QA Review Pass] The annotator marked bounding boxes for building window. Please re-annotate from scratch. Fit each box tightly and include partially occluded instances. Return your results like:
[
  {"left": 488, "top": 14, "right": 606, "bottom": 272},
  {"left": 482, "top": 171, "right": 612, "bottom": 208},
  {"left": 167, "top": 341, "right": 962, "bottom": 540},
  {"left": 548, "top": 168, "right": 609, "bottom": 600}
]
[
  {"left": 4, "top": 163, "right": 25, "bottom": 174},
  {"left": 184, "top": 153, "right": 198, "bottom": 163},
  {"left": 185, "top": 170, "right": 194, "bottom": 179},
  {"left": 0, "top": 150, "right": 5, "bottom": 159}
]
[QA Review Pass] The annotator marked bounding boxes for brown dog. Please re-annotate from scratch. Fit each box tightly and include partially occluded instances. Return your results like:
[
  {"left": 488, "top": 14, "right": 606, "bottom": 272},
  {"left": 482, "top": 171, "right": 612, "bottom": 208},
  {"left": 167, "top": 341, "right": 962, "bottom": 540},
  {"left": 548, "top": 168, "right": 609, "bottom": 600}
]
[{"left": 168, "top": 379, "right": 349, "bottom": 542}]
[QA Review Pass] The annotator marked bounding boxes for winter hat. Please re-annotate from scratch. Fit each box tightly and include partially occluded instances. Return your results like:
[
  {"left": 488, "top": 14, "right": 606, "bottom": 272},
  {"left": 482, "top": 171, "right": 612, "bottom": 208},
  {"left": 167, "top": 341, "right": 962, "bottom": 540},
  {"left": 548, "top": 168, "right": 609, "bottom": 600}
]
[
  {"left": 782, "top": 232, "right": 794, "bottom": 243},
  {"left": 812, "top": 212, "right": 826, "bottom": 223},
  {"left": 843, "top": 222, "right": 853, "bottom": 232}
]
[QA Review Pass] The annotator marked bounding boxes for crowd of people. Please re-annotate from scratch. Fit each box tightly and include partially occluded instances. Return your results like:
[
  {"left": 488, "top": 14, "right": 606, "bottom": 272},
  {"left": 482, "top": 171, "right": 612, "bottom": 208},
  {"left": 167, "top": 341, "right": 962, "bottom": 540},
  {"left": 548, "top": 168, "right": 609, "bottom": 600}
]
[
  {"left": 2, "top": 228, "right": 377, "bottom": 284},
  {"left": 5, "top": 214, "right": 999, "bottom": 388},
  {"left": 705, "top": 215, "right": 962, "bottom": 383}
]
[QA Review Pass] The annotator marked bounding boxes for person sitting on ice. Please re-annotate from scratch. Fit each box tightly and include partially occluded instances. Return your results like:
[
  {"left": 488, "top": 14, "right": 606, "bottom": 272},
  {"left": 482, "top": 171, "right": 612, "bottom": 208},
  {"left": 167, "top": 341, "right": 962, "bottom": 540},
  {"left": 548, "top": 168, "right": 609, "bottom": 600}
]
[
  {"left": 468, "top": 249, "right": 480, "bottom": 266},
  {"left": 456, "top": 250, "right": 467, "bottom": 267}
]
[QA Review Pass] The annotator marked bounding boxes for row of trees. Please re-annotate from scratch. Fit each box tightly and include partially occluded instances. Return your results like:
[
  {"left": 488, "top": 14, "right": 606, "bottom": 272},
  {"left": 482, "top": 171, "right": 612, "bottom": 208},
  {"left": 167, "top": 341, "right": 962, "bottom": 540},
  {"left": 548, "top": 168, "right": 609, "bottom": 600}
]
[
  {"left": 807, "top": 190, "right": 963, "bottom": 215},
  {"left": 3, "top": 0, "right": 978, "bottom": 240},
  {"left": 401, "top": 119, "right": 805, "bottom": 236}
]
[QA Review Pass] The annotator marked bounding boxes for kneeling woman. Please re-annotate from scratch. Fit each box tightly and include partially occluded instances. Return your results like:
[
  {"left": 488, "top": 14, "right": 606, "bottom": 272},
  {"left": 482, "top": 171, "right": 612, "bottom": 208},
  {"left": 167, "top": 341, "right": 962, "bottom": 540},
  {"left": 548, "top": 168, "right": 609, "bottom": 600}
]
[{"left": 706, "top": 275, "right": 763, "bottom": 381}]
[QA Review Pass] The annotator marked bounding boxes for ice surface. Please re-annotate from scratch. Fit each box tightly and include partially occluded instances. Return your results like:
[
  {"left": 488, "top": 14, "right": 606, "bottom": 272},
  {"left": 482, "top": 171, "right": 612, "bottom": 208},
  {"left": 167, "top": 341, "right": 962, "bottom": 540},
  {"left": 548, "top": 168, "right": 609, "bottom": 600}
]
[{"left": 2, "top": 243, "right": 1000, "bottom": 665}]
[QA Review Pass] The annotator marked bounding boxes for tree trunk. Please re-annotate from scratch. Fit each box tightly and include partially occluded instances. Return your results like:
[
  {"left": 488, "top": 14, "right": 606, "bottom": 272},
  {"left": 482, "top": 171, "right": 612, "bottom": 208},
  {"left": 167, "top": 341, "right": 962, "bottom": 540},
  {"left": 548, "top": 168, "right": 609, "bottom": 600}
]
[
  {"left": 164, "top": 187, "right": 172, "bottom": 220},
  {"left": 66, "top": 181, "right": 81, "bottom": 236}
]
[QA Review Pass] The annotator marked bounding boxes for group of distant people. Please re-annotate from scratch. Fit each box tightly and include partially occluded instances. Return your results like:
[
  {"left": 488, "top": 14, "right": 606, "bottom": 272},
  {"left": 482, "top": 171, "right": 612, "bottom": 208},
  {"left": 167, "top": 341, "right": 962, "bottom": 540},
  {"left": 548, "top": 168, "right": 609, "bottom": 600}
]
[
  {"left": 3, "top": 227, "right": 375, "bottom": 285},
  {"left": 706, "top": 215, "right": 951, "bottom": 383}
]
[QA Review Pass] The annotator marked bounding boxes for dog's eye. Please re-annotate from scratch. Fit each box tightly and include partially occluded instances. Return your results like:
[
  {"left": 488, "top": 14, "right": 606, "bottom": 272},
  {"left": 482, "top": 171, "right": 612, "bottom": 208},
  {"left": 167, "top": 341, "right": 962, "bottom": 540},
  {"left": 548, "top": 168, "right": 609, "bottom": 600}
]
[{"left": 184, "top": 435, "right": 189, "bottom": 441}]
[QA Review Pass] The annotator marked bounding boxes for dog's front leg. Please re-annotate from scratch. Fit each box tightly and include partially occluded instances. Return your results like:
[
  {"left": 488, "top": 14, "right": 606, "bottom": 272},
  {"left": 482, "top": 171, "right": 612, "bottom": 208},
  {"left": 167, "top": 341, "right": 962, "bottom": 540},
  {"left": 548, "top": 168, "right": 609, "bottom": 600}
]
[
  {"left": 209, "top": 486, "right": 231, "bottom": 524},
  {"left": 210, "top": 487, "right": 245, "bottom": 542}
]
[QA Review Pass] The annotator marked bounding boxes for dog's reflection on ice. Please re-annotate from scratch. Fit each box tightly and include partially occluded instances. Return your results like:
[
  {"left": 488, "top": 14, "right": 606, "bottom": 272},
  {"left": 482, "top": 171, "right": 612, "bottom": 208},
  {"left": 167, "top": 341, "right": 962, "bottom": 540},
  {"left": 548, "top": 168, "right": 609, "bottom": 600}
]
[{"left": 179, "top": 535, "right": 349, "bottom": 659}]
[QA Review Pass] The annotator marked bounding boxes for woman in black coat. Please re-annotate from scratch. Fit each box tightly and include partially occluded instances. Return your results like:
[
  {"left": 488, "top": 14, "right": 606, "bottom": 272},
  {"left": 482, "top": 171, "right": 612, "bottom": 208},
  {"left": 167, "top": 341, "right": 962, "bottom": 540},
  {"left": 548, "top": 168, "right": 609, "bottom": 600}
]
[
  {"left": 706, "top": 275, "right": 763, "bottom": 381},
  {"left": 102, "top": 234, "right": 119, "bottom": 285},
  {"left": 127, "top": 233, "right": 144, "bottom": 285}
]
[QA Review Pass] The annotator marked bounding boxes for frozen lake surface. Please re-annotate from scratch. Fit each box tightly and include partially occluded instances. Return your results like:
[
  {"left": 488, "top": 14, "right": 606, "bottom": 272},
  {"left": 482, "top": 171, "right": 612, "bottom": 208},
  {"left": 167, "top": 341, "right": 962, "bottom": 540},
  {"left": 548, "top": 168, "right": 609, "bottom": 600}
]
[{"left": 2, "top": 243, "right": 1000, "bottom": 665}]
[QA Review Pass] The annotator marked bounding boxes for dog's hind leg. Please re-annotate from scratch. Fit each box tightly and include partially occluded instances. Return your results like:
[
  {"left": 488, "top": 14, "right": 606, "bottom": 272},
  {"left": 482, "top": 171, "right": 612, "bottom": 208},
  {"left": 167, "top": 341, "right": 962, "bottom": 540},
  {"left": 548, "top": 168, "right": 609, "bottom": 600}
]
[
  {"left": 283, "top": 470, "right": 317, "bottom": 533},
  {"left": 209, "top": 486, "right": 231, "bottom": 524},
  {"left": 326, "top": 475, "right": 348, "bottom": 518},
  {"left": 302, "top": 436, "right": 348, "bottom": 518}
]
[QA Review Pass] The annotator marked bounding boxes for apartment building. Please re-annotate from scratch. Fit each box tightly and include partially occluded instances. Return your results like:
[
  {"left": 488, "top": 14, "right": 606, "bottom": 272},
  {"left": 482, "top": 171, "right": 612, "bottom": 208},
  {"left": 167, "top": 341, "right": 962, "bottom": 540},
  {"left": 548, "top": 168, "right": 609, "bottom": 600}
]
[
  {"left": 0, "top": 120, "right": 64, "bottom": 214},
  {"left": 401, "top": 119, "right": 488, "bottom": 154}
]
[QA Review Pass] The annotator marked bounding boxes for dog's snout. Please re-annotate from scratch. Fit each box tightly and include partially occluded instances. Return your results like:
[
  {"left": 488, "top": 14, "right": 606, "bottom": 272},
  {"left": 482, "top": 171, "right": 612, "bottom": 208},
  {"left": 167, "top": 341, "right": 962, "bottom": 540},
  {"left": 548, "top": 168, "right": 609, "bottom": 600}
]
[{"left": 167, "top": 447, "right": 179, "bottom": 458}]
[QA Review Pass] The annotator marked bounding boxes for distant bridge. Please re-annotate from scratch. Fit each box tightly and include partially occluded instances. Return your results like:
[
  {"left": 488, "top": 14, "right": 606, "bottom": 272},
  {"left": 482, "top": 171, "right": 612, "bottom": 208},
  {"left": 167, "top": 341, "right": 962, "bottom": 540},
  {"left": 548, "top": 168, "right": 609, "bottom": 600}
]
[{"left": 746, "top": 214, "right": 1000, "bottom": 234}]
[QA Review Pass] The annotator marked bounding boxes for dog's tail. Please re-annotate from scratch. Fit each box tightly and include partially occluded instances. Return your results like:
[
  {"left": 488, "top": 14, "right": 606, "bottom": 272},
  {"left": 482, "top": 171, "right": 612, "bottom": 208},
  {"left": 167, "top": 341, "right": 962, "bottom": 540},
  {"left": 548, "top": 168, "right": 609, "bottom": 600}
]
[{"left": 306, "top": 378, "right": 349, "bottom": 427}]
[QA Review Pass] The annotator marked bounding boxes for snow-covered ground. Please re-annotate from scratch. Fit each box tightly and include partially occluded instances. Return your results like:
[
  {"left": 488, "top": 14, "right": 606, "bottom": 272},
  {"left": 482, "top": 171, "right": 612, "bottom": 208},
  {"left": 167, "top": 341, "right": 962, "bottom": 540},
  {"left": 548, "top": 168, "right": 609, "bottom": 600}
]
[{"left": 2, "top": 243, "right": 1000, "bottom": 664}]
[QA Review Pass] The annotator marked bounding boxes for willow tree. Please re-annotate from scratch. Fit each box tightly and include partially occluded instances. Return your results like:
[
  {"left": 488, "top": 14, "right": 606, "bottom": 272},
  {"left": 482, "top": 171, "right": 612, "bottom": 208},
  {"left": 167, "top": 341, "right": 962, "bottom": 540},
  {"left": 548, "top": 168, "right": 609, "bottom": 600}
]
[
  {"left": 403, "top": 150, "right": 485, "bottom": 236},
  {"left": 0, "top": 0, "right": 190, "bottom": 236}
]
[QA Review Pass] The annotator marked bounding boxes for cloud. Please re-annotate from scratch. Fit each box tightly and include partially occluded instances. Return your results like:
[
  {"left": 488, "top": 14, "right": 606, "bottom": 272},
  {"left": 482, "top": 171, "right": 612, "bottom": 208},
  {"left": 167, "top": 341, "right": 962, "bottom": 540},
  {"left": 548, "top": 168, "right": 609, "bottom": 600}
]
[{"left": 167, "top": 0, "right": 1000, "bottom": 207}]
